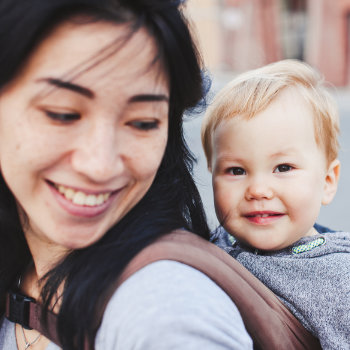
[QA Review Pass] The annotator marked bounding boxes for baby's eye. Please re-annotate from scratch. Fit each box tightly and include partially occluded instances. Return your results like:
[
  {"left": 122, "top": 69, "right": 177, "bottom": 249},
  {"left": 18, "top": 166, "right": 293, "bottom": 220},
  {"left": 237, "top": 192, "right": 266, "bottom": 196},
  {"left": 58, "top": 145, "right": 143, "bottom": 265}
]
[
  {"left": 45, "top": 110, "right": 80, "bottom": 122},
  {"left": 128, "top": 120, "right": 159, "bottom": 131},
  {"left": 274, "top": 164, "right": 293, "bottom": 173},
  {"left": 228, "top": 167, "right": 246, "bottom": 176}
]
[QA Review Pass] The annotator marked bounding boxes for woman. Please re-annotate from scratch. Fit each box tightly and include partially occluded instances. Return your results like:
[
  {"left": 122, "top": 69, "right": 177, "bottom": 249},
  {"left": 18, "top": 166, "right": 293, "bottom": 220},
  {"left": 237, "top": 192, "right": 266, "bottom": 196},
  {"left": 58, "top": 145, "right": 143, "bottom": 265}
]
[{"left": 0, "top": 0, "right": 253, "bottom": 349}]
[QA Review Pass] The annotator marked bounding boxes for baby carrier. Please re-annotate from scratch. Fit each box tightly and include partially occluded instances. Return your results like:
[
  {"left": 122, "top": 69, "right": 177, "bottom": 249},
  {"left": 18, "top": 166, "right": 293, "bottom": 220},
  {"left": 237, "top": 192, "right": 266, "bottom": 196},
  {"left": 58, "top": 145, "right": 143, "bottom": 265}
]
[{"left": 6, "top": 230, "right": 321, "bottom": 349}]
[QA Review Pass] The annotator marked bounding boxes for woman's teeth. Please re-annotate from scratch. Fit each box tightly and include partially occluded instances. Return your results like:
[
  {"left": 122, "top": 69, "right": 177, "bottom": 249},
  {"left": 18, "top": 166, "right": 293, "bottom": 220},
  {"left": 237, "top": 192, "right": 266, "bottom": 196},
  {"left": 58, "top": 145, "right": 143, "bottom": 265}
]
[{"left": 55, "top": 184, "right": 111, "bottom": 206}]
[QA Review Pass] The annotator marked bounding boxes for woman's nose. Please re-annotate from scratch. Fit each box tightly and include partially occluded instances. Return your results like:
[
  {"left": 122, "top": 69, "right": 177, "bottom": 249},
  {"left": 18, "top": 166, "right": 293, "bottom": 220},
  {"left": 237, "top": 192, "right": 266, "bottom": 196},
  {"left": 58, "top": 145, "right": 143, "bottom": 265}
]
[
  {"left": 245, "top": 176, "right": 274, "bottom": 201},
  {"left": 71, "top": 123, "right": 124, "bottom": 183}
]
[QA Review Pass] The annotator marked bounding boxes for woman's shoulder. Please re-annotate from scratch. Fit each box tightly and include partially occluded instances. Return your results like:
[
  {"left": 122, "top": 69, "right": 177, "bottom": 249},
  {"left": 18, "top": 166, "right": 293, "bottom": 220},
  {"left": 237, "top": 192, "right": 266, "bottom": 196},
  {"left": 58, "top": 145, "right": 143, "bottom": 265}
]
[{"left": 96, "top": 260, "right": 253, "bottom": 350}]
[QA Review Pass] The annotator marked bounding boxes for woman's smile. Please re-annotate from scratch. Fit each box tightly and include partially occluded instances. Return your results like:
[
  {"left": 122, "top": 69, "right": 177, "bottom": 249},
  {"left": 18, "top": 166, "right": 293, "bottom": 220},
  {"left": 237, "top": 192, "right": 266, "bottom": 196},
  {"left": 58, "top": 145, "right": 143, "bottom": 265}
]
[
  {"left": 54, "top": 182, "right": 112, "bottom": 205},
  {"left": 48, "top": 181, "right": 120, "bottom": 218}
]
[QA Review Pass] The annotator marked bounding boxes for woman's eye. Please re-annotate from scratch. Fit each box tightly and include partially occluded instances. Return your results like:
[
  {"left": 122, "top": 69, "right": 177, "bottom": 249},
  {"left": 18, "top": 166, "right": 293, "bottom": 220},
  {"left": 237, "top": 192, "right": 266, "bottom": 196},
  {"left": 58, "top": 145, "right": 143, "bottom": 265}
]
[
  {"left": 129, "top": 120, "right": 159, "bottom": 131},
  {"left": 228, "top": 167, "right": 246, "bottom": 176},
  {"left": 274, "top": 164, "right": 293, "bottom": 173},
  {"left": 45, "top": 110, "right": 80, "bottom": 122}
]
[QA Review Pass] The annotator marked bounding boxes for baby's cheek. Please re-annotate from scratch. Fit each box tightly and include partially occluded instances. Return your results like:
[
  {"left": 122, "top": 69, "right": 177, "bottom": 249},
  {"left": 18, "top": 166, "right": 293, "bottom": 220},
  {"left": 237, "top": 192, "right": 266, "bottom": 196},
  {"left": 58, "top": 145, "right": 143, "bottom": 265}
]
[
  {"left": 284, "top": 184, "right": 321, "bottom": 225},
  {"left": 213, "top": 186, "right": 234, "bottom": 221}
]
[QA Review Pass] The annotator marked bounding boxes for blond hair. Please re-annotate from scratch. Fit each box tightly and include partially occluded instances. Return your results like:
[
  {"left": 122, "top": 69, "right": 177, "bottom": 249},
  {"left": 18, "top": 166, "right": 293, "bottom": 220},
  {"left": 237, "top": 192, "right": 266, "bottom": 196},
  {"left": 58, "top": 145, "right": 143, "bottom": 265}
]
[{"left": 201, "top": 59, "right": 340, "bottom": 168}]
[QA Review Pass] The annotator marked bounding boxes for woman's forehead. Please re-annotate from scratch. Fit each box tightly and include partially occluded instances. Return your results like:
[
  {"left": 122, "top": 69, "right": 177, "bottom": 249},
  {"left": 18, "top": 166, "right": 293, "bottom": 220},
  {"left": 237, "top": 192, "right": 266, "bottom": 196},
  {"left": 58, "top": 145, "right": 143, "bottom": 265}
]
[{"left": 15, "top": 20, "right": 169, "bottom": 98}]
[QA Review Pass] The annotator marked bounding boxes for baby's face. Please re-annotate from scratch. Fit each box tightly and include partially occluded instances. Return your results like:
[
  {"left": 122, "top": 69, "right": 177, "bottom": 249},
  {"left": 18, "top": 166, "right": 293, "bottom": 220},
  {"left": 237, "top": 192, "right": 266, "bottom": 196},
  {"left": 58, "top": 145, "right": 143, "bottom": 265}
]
[{"left": 211, "top": 87, "right": 339, "bottom": 250}]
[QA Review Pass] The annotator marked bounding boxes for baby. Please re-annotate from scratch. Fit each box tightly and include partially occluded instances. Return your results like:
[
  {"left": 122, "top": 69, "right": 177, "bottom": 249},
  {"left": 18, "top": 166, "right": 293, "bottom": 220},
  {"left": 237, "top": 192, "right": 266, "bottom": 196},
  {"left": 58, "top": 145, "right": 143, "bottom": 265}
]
[{"left": 201, "top": 60, "right": 350, "bottom": 350}]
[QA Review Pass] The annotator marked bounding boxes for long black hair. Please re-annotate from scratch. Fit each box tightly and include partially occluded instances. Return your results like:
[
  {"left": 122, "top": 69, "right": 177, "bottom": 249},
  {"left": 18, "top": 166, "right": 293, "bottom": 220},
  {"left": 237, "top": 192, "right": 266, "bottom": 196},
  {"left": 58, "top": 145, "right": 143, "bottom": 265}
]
[{"left": 0, "top": 0, "right": 209, "bottom": 348}]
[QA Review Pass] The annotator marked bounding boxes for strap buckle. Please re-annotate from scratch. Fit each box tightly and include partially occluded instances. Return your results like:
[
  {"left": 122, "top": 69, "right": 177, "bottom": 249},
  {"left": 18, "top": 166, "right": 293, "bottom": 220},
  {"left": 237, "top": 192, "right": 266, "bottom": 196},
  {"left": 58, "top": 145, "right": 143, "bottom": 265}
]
[{"left": 6, "top": 291, "right": 36, "bottom": 329}]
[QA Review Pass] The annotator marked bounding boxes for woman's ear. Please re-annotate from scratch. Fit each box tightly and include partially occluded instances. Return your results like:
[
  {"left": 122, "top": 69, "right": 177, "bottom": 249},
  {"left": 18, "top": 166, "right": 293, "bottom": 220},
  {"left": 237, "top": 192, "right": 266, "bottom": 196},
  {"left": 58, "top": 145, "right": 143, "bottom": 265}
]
[{"left": 322, "top": 159, "right": 340, "bottom": 205}]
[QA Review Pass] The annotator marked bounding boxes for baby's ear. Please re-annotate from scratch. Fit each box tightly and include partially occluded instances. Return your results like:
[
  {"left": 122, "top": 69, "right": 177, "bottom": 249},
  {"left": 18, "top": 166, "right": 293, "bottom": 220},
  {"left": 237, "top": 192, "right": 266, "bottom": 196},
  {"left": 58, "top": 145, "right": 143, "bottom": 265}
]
[{"left": 322, "top": 159, "right": 340, "bottom": 205}]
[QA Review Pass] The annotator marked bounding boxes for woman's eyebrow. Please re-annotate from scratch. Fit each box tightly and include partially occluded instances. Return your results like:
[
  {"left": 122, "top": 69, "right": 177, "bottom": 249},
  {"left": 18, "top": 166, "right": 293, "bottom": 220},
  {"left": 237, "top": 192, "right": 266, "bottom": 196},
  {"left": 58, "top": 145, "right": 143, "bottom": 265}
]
[
  {"left": 128, "top": 94, "right": 169, "bottom": 103},
  {"left": 36, "top": 78, "right": 95, "bottom": 98}
]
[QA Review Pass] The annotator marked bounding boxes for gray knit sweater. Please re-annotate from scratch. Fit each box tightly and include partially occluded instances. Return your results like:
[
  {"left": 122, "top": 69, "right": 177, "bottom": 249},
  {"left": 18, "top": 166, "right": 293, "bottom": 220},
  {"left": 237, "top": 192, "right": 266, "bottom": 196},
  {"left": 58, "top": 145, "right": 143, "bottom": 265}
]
[{"left": 212, "top": 229, "right": 350, "bottom": 350}]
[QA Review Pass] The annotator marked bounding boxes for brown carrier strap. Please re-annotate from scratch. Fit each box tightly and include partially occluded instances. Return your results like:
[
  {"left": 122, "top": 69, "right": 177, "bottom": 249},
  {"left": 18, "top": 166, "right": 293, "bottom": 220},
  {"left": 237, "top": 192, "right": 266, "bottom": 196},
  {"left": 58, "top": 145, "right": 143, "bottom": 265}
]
[
  {"left": 5, "top": 292, "right": 60, "bottom": 345},
  {"left": 5, "top": 230, "right": 321, "bottom": 349}
]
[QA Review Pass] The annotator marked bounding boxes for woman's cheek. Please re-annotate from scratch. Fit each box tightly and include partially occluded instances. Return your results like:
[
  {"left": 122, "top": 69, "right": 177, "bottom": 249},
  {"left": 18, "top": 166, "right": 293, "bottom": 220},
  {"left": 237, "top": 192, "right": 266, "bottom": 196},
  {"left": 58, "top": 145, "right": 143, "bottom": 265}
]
[{"left": 129, "top": 137, "right": 167, "bottom": 178}]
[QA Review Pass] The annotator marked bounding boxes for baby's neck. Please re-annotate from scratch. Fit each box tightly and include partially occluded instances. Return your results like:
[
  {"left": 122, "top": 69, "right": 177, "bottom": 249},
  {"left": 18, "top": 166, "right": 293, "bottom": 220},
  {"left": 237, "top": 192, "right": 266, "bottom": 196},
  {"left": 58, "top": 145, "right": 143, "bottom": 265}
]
[{"left": 304, "top": 226, "right": 318, "bottom": 237}]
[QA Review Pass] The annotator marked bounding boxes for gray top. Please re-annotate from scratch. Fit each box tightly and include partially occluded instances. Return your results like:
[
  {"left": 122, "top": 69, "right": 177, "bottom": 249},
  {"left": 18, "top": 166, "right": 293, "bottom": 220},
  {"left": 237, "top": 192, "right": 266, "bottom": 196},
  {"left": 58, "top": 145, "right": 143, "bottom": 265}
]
[
  {"left": 0, "top": 319, "right": 60, "bottom": 350},
  {"left": 213, "top": 229, "right": 350, "bottom": 350},
  {"left": 0, "top": 260, "right": 253, "bottom": 349}
]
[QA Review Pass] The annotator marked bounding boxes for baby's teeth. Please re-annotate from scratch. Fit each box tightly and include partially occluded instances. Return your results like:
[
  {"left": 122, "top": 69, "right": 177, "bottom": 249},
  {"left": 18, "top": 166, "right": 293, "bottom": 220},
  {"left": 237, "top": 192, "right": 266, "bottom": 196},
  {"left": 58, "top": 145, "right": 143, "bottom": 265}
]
[{"left": 72, "top": 191, "right": 86, "bottom": 205}]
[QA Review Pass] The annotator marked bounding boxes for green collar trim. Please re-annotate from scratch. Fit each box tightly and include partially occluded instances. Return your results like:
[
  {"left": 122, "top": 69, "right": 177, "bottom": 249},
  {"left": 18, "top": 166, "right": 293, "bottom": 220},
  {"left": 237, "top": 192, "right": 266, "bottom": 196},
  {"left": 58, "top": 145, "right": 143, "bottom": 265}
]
[{"left": 292, "top": 236, "right": 326, "bottom": 255}]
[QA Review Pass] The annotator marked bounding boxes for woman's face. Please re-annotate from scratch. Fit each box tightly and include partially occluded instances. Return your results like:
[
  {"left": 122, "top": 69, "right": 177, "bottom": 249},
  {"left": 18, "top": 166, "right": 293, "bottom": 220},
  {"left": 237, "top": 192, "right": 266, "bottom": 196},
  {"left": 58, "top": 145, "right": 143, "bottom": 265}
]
[{"left": 0, "top": 20, "right": 169, "bottom": 252}]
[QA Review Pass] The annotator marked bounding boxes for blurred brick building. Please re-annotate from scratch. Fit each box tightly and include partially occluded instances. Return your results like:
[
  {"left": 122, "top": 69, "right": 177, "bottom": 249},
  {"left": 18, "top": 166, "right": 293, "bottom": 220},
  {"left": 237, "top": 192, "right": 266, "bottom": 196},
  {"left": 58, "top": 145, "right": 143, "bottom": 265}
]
[{"left": 185, "top": 0, "right": 350, "bottom": 86}]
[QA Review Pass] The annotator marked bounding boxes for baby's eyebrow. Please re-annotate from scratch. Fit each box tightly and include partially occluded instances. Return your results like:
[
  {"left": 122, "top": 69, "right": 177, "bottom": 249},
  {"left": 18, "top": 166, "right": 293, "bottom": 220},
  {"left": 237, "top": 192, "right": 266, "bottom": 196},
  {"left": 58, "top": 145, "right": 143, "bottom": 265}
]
[
  {"left": 270, "top": 149, "right": 298, "bottom": 158},
  {"left": 36, "top": 78, "right": 95, "bottom": 99},
  {"left": 215, "top": 154, "right": 244, "bottom": 163}
]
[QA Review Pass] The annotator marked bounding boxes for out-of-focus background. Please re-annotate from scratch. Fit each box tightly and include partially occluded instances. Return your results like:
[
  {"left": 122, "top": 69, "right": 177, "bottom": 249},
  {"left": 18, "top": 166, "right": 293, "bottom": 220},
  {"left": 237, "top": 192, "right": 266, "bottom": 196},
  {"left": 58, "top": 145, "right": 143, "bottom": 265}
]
[{"left": 182, "top": 0, "right": 350, "bottom": 232}]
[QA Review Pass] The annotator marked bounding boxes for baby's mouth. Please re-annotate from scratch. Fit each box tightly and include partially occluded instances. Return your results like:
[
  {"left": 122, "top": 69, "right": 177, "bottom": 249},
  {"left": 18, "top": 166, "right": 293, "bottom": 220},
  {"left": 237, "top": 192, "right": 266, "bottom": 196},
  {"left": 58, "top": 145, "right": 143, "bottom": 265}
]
[
  {"left": 51, "top": 182, "right": 111, "bottom": 207},
  {"left": 245, "top": 213, "right": 282, "bottom": 218}
]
